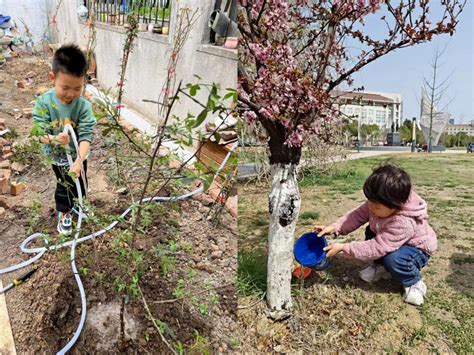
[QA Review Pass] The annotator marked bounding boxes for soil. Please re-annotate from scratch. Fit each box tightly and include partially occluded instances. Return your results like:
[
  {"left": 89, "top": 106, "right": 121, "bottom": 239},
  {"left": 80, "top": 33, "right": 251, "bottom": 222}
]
[{"left": 1, "top": 55, "right": 237, "bottom": 353}]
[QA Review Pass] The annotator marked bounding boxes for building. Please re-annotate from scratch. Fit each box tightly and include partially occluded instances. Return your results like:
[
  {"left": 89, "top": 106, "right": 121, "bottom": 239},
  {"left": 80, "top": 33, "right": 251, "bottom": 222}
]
[
  {"left": 334, "top": 90, "right": 402, "bottom": 130},
  {"left": 52, "top": 0, "right": 237, "bottom": 126},
  {"left": 444, "top": 121, "right": 474, "bottom": 136}
]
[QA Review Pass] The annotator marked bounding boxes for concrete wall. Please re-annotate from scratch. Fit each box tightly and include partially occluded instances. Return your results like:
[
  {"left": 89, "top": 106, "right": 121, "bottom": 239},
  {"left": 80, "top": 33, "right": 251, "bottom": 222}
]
[
  {"left": 54, "top": 0, "right": 237, "bottom": 129},
  {"left": 0, "top": 0, "right": 55, "bottom": 49}
]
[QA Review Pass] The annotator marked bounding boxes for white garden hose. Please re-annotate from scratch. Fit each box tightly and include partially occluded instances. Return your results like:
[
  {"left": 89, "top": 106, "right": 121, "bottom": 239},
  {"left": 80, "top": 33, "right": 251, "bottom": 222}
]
[{"left": 0, "top": 124, "right": 238, "bottom": 354}]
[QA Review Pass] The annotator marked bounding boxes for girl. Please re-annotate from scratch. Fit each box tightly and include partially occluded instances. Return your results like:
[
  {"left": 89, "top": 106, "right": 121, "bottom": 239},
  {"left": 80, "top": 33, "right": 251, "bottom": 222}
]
[{"left": 315, "top": 164, "right": 436, "bottom": 306}]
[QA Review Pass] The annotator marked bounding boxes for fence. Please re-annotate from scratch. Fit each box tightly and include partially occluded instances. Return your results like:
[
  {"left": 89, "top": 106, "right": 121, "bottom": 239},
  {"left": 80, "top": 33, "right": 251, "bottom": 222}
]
[{"left": 85, "top": 0, "right": 171, "bottom": 27}]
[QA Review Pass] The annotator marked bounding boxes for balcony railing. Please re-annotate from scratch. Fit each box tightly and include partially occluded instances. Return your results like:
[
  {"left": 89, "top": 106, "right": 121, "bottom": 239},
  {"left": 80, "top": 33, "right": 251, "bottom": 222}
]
[{"left": 85, "top": 0, "right": 171, "bottom": 29}]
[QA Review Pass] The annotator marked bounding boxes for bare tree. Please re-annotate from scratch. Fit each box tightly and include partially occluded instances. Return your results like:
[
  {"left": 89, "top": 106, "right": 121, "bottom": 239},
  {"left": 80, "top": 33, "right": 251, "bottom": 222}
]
[{"left": 421, "top": 47, "right": 455, "bottom": 152}]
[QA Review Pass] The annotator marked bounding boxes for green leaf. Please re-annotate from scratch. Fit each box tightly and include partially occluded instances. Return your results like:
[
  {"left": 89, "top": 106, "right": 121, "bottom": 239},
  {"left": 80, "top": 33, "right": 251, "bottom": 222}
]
[
  {"left": 68, "top": 171, "right": 77, "bottom": 181},
  {"left": 223, "top": 91, "right": 236, "bottom": 100},
  {"left": 190, "top": 84, "right": 200, "bottom": 97},
  {"left": 192, "top": 109, "right": 208, "bottom": 128}
]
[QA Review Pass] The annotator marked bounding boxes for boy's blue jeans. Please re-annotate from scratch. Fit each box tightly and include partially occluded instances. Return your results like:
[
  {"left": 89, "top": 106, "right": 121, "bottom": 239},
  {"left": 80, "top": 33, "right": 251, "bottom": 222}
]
[{"left": 365, "top": 226, "right": 430, "bottom": 287}]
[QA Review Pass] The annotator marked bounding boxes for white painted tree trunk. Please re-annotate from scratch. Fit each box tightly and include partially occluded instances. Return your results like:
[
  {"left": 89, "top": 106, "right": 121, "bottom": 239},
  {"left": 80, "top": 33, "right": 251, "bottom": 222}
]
[{"left": 266, "top": 163, "right": 301, "bottom": 319}]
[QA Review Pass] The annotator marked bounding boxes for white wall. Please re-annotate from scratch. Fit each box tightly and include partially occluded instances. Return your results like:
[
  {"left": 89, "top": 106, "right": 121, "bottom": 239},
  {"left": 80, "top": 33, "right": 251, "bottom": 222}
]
[
  {"left": 0, "top": 0, "right": 55, "bottom": 49},
  {"left": 54, "top": 0, "right": 237, "bottom": 129}
]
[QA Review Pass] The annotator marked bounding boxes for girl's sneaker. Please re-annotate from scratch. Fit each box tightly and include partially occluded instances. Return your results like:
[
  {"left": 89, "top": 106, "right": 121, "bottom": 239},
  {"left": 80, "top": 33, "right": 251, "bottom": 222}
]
[
  {"left": 57, "top": 212, "right": 73, "bottom": 234},
  {"left": 403, "top": 279, "right": 427, "bottom": 306},
  {"left": 359, "top": 263, "right": 392, "bottom": 283}
]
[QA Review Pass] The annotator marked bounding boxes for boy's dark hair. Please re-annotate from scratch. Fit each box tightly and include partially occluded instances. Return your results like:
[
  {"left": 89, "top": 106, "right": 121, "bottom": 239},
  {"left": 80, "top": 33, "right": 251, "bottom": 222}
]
[
  {"left": 363, "top": 163, "right": 411, "bottom": 210},
  {"left": 52, "top": 44, "right": 88, "bottom": 77}
]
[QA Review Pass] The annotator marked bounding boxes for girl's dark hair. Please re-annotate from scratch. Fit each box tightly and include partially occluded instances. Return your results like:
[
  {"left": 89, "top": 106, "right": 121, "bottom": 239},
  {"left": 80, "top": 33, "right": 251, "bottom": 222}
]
[
  {"left": 52, "top": 44, "right": 88, "bottom": 77},
  {"left": 363, "top": 163, "right": 411, "bottom": 210}
]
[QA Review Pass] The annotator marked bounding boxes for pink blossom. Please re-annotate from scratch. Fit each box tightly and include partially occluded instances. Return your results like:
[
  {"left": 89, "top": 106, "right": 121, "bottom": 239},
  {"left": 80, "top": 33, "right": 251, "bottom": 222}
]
[{"left": 243, "top": 111, "right": 257, "bottom": 123}]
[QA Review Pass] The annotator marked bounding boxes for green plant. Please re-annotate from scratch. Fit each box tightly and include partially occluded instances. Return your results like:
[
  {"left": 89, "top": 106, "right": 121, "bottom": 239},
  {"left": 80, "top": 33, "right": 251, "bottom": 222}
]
[
  {"left": 237, "top": 249, "right": 267, "bottom": 296},
  {"left": 189, "top": 331, "right": 211, "bottom": 355},
  {"left": 26, "top": 195, "right": 42, "bottom": 233},
  {"left": 300, "top": 211, "right": 320, "bottom": 220}
]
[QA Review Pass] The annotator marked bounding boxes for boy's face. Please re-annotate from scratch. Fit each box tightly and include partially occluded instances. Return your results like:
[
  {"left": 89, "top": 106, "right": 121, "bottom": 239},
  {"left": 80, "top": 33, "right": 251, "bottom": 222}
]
[
  {"left": 50, "top": 71, "right": 84, "bottom": 105},
  {"left": 367, "top": 200, "right": 396, "bottom": 218}
]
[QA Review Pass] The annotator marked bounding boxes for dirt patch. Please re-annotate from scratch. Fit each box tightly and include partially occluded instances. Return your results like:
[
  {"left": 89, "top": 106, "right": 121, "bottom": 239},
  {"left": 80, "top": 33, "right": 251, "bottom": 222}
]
[{"left": 1, "top": 56, "right": 237, "bottom": 353}]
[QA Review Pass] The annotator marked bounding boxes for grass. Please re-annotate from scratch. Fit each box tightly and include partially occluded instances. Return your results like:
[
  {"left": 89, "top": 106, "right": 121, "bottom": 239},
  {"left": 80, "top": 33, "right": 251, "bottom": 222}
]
[
  {"left": 238, "top": 153, "right": 474, "bottom": 352},
  {"left": 237, "top": 249, "right": 267, "bottom": 296},
  {"left": 300, "top": 211, "right": 320, "bottom": 220},
  {"left": 300, "top": 167, "right": 366, "bottom": 195}
]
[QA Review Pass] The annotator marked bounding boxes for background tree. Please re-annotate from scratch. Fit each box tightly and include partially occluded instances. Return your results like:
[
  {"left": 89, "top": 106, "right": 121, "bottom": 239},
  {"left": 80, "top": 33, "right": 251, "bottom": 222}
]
[
  {"left": 360, "top": 123, "right": 380, "bottom": 145},
  {"left": 238, "top": 0, "right": 465, "bottom": 319},
  {"left": 343, "top": 119, "right": 359, "bottom": 140},
  {"left": 400, "top": 119, "right": 425, "bottom": 145},
  {"left": 421, "top": 47, "right": 455, "bottom": 152}
]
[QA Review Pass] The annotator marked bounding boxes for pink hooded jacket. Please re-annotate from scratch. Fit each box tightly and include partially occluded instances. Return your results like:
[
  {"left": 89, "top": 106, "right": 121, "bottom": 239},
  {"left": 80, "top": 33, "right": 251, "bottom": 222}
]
[{"left": 334, "top": 191, "right": 437, "bottom": 262}]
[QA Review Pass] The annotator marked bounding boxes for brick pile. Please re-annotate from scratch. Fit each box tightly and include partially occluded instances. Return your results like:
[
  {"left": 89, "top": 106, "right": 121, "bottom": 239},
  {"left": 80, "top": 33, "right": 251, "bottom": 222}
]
[{"left": 0, "top": 118, "right": 27, "bottom": 211}]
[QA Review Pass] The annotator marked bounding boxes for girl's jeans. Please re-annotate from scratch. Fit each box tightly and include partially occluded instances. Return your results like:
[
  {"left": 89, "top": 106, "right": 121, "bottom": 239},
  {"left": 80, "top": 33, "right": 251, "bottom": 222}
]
[{"left": 365, "top": 226, "right": 430, "bottom": 287}]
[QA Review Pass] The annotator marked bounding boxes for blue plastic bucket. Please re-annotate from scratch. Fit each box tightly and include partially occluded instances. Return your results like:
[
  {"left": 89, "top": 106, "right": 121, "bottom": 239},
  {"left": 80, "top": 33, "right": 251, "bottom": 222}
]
[{"left": 294, "top": 232, "right": 331, "bottom": 271}]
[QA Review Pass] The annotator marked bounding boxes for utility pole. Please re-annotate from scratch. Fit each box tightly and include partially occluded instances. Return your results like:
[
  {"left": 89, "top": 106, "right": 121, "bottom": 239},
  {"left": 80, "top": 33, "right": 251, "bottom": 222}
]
[{"left": 357, "top": 114, "right": 361, "bottom": 153}]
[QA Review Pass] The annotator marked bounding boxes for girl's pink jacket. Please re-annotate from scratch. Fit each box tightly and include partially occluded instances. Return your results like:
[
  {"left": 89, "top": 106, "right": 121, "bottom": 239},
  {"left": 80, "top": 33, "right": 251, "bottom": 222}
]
[{"left": 334, "top": 191, "right": 437, "bottom": 261}]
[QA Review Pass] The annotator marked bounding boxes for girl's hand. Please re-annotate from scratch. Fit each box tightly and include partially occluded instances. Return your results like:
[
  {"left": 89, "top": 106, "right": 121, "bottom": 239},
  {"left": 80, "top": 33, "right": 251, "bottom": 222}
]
[
  {"left": 323, "top": 242, "right": 345, "bottom": 257},
  {"left": 313, "top": 224, "right": 336, "bottom": 237}
]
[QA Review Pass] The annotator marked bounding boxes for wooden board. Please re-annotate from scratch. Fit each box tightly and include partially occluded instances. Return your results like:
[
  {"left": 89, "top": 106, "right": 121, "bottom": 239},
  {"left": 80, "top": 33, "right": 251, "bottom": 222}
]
[
  {"left": 0, "top": 280, "right": 17, "bottom": 355},
  {"left": 197, "top": 140, "right": 238, "bottom": 183}
]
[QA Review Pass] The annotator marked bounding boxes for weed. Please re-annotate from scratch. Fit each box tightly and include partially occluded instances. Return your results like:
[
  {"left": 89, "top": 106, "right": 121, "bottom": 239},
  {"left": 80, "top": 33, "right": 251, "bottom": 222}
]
[{"left": 237, "top": 249, "right": 267, "bottom": 296}]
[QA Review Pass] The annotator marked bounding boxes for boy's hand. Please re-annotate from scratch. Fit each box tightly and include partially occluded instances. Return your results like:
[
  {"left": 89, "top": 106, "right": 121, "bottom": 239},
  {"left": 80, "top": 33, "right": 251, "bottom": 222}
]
[
  {"left": 313, "top": 225, "right": 336, "bottom": 237},
  {"left": 55, "top": 132, "right": 70, "bottom": 145},
  {"left": 69, "top": 160, "right": 82, "bottom": 178},
  {"left": 323, "top": 242, "right": 345, "bottom": 257}
]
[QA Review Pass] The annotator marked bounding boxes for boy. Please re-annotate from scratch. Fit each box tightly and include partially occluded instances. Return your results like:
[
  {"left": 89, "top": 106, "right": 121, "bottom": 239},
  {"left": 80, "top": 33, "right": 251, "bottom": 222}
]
[{"left": 33, "top": 44, "right": 96, "bottom": 234}]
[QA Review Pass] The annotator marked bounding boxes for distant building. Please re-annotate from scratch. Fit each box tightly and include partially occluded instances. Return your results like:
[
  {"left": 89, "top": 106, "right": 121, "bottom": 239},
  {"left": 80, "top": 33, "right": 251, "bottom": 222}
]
[
  {"left": 445, "top": 121, "right": 474, "bottom": 136},
  {"left": 334, "top": 90, "right": 402, "bottom": 130},
  {"left": 448, "top": 118, "right": 455, "bottom": 125}
]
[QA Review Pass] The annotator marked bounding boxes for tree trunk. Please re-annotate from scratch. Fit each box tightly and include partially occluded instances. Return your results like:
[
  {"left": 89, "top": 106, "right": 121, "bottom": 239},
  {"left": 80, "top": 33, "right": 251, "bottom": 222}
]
[
  {"left": 262, "top": 121, "right": 302, "bottom": 319},
  {"left": 267, "top": 162, "right": 301, "bottom": 319}
]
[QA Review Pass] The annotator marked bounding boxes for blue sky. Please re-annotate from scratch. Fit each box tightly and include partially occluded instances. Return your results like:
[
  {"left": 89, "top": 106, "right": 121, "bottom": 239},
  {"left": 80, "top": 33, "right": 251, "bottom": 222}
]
[{"left": 349, "top": 1, "right": 473, "bottom": 124}]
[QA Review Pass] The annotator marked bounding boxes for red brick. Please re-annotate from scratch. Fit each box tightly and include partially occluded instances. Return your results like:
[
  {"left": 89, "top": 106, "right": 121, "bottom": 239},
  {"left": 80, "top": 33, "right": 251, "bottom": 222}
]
[
  {"left": 10, "top": 181, "right": 27, "bottom": 196},
  {"left": 2, "top": 146, "right": 11, "bottom": 154},
  {"left": 2, "top": 152, "right": 13, "bottom": 160},
  {"left": 0, "top": 177, "right": 9, "bottom": 194},
  {"left": 0, "top": 196, "right": 10, "bottom": 208},
  {"left": 0, "top": 169, "right": 11, "bottom": 179},
  {"left": 0, "top": 160, "right": 10, "bottom": 169}
]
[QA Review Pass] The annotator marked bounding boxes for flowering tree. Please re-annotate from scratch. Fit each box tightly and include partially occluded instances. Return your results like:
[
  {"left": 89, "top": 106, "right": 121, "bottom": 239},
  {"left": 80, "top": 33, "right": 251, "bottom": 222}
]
[{"left": 238, "top": 0, "right": 465, "bottom": 319}]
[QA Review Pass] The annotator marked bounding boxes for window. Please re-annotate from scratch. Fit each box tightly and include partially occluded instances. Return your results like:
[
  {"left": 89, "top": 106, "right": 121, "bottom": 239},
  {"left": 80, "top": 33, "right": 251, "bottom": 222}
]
[
  {"left": 86, "top": 0, "right": 172, "bottom": 28},
  {"left": 375, "top": 109, "right": 386, "bottom": 127}
]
